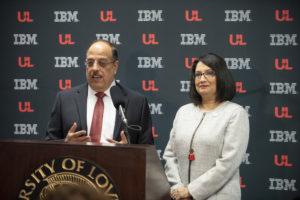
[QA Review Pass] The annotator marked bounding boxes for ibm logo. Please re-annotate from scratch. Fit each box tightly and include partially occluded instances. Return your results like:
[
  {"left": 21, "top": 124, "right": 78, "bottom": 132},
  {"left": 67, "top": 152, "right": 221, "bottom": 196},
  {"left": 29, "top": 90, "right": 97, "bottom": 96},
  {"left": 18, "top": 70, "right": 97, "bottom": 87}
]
[
  {"left": 180, "top": 81, "right": 190, "bottom": 92},
  {"left": 14, "top": 79, "right": 38, "bottom": 90},
  {"left": 149, "top": 103, "right": 163, "bottom": 115},
  {"left": 269, "top": 178, "right": 297, "bottom": 191},
  {"left": 54, "top": 11, "right": 79, "bottom": 22},
  {"left": 224, "top": 58, "right": 251, "bottom": 70},
  {"left": 138, "top": 10, "right": 163, "bottom": 21},
  {"left": 157, "top": 149, "right": 162, "bottom": 160},
  {"left": 270, "top": 34, "right": 298, "bottom": 46},
  {"left": 270, "top": 82, "right": 297, "bottom": 94},
  {"left": 242, "top": 106, "right": 251, "bottom": 117},
  {"left": 137, "top": 57, "right": 163, "bottom": 68},
  {"left": 242, "top": 153, "right": 251, "bottom": 165},
  {"left": 14, "top": 124, "right": 38, "bottom": 135},
  {"left": 13, "top": 34, "right": 38, "bottom": 45},
  {"left": 180, "top": 34, "right": 207, "bottom": 45},
  {"left": 55, "top": 57, "right": 79, "bottom": 68},
  {"left": 225, "top": 10, "right": 252, "bottom": 22},
  {"left": 269, "top": 130, "right": 297, "bottom": 143},
  {"left": 96, "top": 34, "right": 121, "bottom": 44}
]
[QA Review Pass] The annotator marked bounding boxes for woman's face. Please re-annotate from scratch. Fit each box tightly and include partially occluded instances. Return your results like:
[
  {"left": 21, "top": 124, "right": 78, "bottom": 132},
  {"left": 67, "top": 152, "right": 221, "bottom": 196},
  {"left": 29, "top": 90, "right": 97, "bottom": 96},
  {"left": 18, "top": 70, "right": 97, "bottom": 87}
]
[{"left": 194, "top": 61, "right": 217, "bottom": 100}]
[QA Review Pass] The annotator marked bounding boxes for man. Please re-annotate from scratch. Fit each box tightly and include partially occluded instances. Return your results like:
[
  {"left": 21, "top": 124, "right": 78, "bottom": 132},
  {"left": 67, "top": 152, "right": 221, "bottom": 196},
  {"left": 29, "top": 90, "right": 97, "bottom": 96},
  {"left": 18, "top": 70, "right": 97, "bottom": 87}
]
[{"left": 46, "top": 40, "right": 153, "bottom": 144}]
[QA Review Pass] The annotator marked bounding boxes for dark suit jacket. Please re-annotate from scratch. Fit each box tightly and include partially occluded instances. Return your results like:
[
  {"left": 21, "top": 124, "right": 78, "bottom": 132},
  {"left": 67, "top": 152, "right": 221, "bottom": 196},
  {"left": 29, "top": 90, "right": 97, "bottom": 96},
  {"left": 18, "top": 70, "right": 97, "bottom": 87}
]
[{"left": 46, "top": 82, "right": 154, "bottom": 144}]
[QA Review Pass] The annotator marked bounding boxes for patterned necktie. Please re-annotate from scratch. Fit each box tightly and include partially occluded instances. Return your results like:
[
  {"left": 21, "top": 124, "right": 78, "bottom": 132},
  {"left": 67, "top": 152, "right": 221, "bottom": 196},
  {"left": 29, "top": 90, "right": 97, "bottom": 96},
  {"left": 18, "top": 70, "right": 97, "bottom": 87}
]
[{"left": 90, "top": 92, "right": 106, "bottom": 142}]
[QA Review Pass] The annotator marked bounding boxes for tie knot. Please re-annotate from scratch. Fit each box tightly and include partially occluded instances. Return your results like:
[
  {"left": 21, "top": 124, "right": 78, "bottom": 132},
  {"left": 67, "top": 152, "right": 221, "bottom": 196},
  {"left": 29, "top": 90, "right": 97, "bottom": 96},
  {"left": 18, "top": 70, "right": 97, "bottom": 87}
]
[{"left": 95, "top": 92, "right": 105, "bottom": 99}]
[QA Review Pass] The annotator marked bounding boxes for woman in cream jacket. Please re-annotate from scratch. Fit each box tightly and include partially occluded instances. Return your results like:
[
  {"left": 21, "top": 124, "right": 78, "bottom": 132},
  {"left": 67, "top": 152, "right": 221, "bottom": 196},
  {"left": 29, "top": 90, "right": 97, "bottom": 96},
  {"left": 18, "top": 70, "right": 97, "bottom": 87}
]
[{"left": 163, "top": 53, "right": 249, "bottom": 200}]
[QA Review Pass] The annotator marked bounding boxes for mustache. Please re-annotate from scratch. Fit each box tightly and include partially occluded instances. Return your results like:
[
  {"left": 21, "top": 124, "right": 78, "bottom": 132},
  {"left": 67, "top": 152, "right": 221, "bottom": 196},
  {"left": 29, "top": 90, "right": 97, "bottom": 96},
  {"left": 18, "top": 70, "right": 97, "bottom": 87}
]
[{"left": 91, "top": 72, "right": 103, "bottom": 77}]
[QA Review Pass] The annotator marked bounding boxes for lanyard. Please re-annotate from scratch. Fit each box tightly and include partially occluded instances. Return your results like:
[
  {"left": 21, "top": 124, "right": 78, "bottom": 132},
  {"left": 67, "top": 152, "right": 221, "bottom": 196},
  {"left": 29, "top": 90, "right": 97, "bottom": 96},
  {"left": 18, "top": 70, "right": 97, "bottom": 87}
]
[{"left": 188, "top": 112, "right": 206, "bottom": 183}]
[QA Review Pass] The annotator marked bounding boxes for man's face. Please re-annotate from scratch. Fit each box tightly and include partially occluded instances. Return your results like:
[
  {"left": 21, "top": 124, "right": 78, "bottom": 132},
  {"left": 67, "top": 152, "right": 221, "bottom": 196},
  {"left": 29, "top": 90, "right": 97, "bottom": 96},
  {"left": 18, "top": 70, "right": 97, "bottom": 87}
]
[{"left": 86, "top": 42, "right": 119, "bottom": 92}]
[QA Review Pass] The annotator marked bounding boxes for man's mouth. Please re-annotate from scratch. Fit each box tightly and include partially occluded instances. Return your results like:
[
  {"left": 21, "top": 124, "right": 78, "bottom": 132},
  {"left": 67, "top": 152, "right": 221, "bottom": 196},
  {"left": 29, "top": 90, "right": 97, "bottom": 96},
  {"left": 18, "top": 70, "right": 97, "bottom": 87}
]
[{"left": 92, "top": 74, "right": 103, "bottom": 79}]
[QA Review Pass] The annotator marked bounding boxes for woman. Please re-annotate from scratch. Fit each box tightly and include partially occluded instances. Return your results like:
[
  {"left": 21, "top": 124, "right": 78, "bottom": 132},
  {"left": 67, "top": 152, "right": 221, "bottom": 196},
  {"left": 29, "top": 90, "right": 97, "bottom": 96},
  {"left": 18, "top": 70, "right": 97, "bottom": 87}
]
[{"left": 163, "top": 53, "right": 249, "bottom": 200}]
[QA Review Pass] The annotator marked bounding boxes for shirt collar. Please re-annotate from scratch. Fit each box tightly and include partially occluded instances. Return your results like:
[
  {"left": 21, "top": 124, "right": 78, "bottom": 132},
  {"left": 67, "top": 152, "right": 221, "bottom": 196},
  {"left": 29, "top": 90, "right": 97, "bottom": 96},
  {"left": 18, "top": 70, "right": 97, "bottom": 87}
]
[{"left": 88, "top": 80, "right": 116, "bottom": 98}]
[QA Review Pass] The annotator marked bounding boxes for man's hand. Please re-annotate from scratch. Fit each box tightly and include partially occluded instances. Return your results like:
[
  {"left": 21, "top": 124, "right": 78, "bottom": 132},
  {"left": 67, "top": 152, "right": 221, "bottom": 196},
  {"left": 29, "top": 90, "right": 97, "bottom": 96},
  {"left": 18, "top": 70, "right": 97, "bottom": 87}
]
[
  {"left": 65, "top": 123, "right": 91, "bottom": 142},
  {"left": 171, "top": 187, "right": 192, "bottom": 200},
  {"left": 106, "top": 131, "right": 128, "bottom": 144}
]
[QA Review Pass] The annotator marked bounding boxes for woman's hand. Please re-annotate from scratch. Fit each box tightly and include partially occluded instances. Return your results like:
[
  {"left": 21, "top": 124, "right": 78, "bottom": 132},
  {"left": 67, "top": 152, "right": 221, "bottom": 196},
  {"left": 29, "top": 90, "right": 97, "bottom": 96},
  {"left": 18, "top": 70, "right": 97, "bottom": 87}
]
[{"left": 171, "top": 187, "right": 192, "bottom": 200}]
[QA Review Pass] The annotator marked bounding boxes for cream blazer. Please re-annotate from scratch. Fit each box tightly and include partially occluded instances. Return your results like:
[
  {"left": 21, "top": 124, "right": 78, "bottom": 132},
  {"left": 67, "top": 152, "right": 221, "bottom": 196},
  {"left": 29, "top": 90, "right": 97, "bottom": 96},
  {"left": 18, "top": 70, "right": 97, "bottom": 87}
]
[{"left": 163, "top": 101, "right": 249, "bottom": 200}]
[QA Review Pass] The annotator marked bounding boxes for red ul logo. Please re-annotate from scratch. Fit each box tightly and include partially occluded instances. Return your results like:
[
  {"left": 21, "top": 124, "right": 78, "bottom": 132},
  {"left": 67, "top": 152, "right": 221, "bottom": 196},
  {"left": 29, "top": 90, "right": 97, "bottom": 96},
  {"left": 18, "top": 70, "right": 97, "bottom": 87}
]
[
  {"left": 274, "top": 155, "right": 292, "bottom": 167},
  {"left": 17, "top": 11, "right": 34, "bottom": 22},
  {"left": 18, "top": 101, "right": 34, "bottom": 112},
  {"left": 59, "top": 34, "right": 75, "bottom": 45},
  {"left": 275, "top": 10, "right": 293, "bottom": 22},
  {"left": 142, "top": 80, "right": 159, "bottom": 91},
  {"left": 240, "top": 177, "right": 246, "bottom": 188},
  {"left": 100, "top": 11, "right": 116, "bottom": 22},
  {"left": 152, "top": 126, "right": 158, "bottom": 137},
  {"left": 275, "top": 58, "right": 293, "bottom": 70},
  {"left": 185, "top": 57, "right": 198, "bottom": 69},
  {"left": 236, "top": 82, "right": 246, "bottom": 93},
  {"left": 185, "top": 10, "right": 203, "bottom": 22},
  {"left": 59, "top": 79, "right": 72, "bottom": 90},
  {"left": 229, "top": 34, "right": 247, "bottom": 46},
  {"left": 275, "top": 107, "right": 292, "bottom": 118},
  {"left": 142, "top": 34, "right": 159, "bottom": 45},
  {"left": 18, "top": 57, "right": 34, "bottom": 68}
]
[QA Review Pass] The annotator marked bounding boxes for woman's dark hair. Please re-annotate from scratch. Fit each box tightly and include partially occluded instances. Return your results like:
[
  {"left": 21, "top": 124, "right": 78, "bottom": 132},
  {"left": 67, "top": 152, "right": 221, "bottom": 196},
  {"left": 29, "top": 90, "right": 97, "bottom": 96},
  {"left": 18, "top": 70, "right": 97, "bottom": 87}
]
[{"left": 189, "top": 53, "right": 236, "bottom": 105}]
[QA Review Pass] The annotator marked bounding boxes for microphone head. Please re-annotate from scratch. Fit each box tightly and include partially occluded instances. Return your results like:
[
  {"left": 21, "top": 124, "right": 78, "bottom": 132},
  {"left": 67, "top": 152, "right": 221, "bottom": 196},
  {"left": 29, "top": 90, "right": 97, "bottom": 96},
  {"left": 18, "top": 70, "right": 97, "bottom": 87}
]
[{"left": 110, "top": 85, "right": 126, "bottom": 109}]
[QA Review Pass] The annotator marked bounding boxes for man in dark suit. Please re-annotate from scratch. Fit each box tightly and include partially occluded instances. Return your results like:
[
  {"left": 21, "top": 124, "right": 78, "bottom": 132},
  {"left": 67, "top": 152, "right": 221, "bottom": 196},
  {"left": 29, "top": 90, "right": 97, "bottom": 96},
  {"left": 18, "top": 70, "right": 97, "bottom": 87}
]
[{"left": 46, "top": 40, "right": 153, "bottom": 144}]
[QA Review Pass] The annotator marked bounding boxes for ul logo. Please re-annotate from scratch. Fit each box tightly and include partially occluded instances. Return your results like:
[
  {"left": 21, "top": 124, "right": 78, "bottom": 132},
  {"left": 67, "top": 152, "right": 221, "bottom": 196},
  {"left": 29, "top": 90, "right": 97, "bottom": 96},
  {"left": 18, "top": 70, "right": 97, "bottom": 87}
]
[
  {"left": 59, "top": 34, "right": 75, "bottom": 45},
  {"left": 59, "top": 79, "right": 72, "bottom": 90},
  {"left": 152, "top": 126, "right": 158, "bottom": 137},
  {"left": 142, "top": 80, "right": 159, "bottom": 91},
  {"left": 142, "top": 34, "right": 159, "bottom": 45},
  {"left": 274, "top": 155, "right": 292, "bottom": 166},
  {"left": 275, "top": 58, "right": 293, "bottom": 70},
  {"left": 185, "top": 10, "right": 202, "bottom": 22},
  {"left": 229, "top": 34, "right": 247, "bottom": 46},
  {"left": 18, "top": 101, "right": 34, "bottom": 112},
  {"left": 17, "top": 11, "right": 33, "bottom": 22},
  {"left": 275, "top": 107, "right": 292, "bottom": 118},
  {"left": 275, "top": 10, "right": 293, "bottom": 22},
  {"left": 100, "top": 11, "right": 116, "bottom": 22},
  {"left": 18, "top": 57, "right": 34, "bottom": 68},
  {"left": 185, "top": 57, "right": 198, "bottom": 69},
  {"left": 236, "top": 82, "right": 246, "bottom": 93},
  {"left": 240, "top": 177, "right": 246, "bottom": 188}
]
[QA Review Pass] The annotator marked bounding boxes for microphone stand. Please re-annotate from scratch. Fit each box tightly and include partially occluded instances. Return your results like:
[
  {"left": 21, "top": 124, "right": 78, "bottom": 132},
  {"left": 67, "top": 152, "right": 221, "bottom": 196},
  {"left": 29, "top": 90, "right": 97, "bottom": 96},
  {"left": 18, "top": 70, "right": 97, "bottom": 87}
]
[{"left": 118, "top": 105, "right": 131, "bottom": 144}]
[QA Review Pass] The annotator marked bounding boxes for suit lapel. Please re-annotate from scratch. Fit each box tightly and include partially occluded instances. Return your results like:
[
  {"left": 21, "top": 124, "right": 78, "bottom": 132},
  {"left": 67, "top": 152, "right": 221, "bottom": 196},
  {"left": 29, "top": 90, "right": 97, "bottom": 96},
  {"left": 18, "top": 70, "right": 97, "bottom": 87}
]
[
  {"left": 74, "top": 83, "right": 88, "bottom": 132},
  {"left": 113, "top": 82, "right": 128, "bottom": 140}
]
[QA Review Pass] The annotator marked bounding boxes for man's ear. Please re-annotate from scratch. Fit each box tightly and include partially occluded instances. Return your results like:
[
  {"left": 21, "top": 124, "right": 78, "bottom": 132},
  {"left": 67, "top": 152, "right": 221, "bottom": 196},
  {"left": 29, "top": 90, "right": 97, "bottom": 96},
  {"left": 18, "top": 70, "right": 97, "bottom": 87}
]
[{"left": 114, "top": 60, "right": 119, "bottom": 74}]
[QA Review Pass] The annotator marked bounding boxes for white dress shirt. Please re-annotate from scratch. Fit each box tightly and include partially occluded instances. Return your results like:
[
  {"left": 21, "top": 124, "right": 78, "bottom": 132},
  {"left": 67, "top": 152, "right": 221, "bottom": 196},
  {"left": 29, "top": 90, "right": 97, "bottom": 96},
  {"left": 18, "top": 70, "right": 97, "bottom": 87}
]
[{"left": 87, "top": 81, "right": 116, "bottom": 143}]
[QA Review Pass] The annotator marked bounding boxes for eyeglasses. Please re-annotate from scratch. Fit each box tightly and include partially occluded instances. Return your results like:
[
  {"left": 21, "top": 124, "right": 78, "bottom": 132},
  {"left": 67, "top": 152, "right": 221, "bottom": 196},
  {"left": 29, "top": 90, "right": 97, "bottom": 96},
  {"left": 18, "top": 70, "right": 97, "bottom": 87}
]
[
  {"left": 85, "top": 59, "right": 116, "bottom": 68},
  {"left": 194, "top": 71, "right": 216, "bottom": 80}
]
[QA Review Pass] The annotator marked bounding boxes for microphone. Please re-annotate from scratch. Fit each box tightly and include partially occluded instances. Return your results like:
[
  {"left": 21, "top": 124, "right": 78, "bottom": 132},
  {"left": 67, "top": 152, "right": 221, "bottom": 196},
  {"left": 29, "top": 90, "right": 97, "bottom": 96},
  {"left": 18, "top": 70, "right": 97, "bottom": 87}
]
[{"left": 110, "top": 85, "right": 131, "bottom": 144}]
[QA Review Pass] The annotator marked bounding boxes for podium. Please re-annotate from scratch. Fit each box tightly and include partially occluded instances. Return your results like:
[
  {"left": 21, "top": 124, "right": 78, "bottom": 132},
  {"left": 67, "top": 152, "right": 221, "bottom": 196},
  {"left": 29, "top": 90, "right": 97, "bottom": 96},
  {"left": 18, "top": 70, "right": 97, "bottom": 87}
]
[{"left": 0, "top": 140, "right": 170, "bottom": 200}]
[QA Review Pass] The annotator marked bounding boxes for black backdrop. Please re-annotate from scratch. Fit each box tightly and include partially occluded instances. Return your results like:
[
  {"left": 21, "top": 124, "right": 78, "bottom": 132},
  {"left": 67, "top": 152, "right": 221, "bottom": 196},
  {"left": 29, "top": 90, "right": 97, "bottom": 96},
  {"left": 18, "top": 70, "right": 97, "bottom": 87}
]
[{"left": 0, "top": 0, "right": 299, "bottom": 199}]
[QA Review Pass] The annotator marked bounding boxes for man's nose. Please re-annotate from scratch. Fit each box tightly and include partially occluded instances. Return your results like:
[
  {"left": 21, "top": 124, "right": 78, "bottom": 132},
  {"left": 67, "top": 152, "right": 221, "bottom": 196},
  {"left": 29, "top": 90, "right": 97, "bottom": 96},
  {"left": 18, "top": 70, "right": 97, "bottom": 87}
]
[{"left": 91, "top": 62, "right": 100, "bottom": 70}]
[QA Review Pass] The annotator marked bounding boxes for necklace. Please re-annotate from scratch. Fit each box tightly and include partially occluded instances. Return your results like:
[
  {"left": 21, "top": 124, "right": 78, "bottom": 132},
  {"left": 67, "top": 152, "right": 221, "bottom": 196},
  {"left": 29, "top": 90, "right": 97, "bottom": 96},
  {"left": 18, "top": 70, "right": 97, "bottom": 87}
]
[
  {"left": 188, "top": 112, "right": 206, "bottom": 161},
  {"left": 188, "top": 112, "right": 206, "bottom": 183}
]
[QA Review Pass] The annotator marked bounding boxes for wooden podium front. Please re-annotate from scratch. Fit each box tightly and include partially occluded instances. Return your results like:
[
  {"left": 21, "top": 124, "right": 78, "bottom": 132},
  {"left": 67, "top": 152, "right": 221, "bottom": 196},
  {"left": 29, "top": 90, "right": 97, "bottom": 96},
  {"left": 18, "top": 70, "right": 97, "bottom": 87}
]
[{"left": 0, "top": 140, "right": 170, "bottom": 200}]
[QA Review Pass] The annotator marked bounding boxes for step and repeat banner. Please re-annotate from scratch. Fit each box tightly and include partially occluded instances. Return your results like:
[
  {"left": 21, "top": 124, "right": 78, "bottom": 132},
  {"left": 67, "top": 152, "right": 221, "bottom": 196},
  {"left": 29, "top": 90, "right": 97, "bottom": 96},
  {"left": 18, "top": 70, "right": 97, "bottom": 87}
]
[{"left": 0, "top": 0, "right": 299, "bottom": 199}]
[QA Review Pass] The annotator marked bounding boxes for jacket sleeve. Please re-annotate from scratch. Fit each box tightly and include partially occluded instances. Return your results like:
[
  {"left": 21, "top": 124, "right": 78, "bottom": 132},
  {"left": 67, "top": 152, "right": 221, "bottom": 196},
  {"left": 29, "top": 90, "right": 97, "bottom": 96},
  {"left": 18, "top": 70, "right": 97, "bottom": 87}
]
[
  {"left": 163, "top": 109, "right": 184, "bottom": 191},
  {"left": 137, "top": 97, "right": 154, "bottom": 144},
  {"left": 45, "top": 92, "right": 64, "bottom": 140},
  {"left": 188, "top": 107, "right": 249, "bottom": 200}
]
